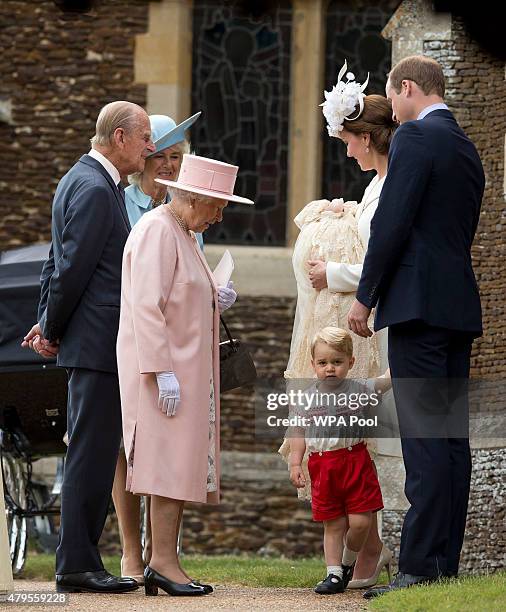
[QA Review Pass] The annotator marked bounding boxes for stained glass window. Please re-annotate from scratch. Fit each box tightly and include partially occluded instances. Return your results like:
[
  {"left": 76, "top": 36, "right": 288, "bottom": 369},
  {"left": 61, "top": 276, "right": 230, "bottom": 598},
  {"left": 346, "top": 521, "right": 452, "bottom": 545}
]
[
  {"left": 322, "top": 0, "right": 398, "bottom": 202},
  {"left": 191, "top": 1, "right": 292, "bottom": 245}
]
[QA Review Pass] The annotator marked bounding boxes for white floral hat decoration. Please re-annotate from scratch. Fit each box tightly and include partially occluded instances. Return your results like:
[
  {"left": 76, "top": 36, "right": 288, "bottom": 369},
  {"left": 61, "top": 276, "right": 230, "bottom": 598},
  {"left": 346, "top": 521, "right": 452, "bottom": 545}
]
[{"left": 320, "top": 60, "right": 369, "bottom": 136}]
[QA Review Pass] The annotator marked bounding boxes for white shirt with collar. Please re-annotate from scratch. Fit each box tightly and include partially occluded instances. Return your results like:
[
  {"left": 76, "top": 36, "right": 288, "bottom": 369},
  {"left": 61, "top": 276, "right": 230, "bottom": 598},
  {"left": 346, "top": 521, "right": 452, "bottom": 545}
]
[
  {"left": 88, "top": 148, "right": 121, "bottom": 186},
  {"left": 417, "top": 103, "right": 450, "bottom": 120}
]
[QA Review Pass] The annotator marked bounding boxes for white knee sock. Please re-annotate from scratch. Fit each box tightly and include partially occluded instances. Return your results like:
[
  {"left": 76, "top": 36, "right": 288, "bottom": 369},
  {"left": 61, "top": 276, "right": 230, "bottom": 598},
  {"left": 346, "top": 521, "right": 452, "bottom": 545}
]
[
  {"left": 342, "top": 545, "right": 359, "bottom": 567},
  {"left": 327, "top": 565, "right": 343, "bottom": 578}
]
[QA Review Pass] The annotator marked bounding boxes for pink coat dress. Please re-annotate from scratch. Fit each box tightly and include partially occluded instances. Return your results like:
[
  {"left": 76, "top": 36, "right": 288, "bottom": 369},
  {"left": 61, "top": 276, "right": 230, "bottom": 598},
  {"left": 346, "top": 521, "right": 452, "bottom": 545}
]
[{"left": 117, "top": 205, "right": 220, "bottom": 504}]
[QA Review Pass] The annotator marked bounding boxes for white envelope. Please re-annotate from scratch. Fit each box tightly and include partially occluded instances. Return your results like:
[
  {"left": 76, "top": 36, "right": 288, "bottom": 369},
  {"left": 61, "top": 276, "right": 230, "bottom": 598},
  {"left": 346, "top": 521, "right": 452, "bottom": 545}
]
[{"left": 213, "top": 249, "right": 234, "bottom": 286}]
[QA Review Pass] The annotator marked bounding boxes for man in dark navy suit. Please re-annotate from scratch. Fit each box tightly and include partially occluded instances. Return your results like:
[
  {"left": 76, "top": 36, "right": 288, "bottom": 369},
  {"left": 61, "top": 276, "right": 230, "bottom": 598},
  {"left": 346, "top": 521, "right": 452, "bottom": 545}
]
[
  {"left": 23, "top": 101, "right": 155, "bottom": 593},
  {"left": 347, "top": 56, "right": 485, "bottom": 597}
]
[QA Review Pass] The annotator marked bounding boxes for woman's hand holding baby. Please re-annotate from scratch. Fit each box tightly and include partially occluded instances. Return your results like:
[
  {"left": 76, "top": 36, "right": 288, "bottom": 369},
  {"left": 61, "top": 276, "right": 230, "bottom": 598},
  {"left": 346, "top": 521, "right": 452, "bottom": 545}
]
[{"left": 308, "top": 260, "right": 328, "bottom": 290}]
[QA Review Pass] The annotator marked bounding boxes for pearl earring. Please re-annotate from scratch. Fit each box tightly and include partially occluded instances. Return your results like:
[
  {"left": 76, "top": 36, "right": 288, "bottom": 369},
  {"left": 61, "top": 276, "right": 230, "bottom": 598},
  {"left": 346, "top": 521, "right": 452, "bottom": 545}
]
[{"left": 365, "top": 147, "right": 370, "bottom": 153}]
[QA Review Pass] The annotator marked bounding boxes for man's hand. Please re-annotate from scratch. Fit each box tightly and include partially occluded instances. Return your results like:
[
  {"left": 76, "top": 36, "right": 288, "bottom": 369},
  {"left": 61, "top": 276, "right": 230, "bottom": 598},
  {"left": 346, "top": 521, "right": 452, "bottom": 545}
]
[
  {"left": 308, "top": 260, "right": 328, "bottom": 291},
  {"left": 22, "top": 323, "right": 59, "bottom": 358},
  {"left": 22, "top": 323, "right": 42, "bottom": 349},
  {"left": 289, "top": 465, "right": 306, "bottom": 488},
  {"left": 347, "top": 299, "right": 373, "bottom": 338}
]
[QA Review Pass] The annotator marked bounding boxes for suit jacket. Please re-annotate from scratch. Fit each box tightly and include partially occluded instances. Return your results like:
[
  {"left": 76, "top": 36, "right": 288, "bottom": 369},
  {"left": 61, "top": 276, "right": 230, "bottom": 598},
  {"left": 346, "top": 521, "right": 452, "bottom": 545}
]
[
  {"left": 38, "top": 154, "right": 131, "bottom": 373},
  {"left": 356, "top": 110, "right": 485, "bottom": 335}
]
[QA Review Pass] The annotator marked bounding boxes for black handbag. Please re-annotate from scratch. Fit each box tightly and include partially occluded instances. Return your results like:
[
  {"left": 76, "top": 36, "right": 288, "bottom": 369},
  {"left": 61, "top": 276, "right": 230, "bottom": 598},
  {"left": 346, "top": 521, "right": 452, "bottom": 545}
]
[{"left": 219, "top": 315, "right": 257, "bottom": 392}]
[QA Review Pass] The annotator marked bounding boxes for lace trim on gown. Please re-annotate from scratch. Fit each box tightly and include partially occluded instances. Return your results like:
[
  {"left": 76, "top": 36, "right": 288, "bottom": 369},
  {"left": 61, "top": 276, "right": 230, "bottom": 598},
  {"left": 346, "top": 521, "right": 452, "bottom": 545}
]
[
  {"left": 280, "top": 198, "right": 381, "bottom": 501},
  {"left": 207, "top": 374, "right": 217, "bottom": 492}
]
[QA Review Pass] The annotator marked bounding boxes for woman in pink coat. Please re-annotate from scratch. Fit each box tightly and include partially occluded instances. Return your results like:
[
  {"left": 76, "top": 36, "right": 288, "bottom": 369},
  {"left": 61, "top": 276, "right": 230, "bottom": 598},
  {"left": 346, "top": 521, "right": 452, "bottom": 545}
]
[{"left": 117, "top": 153, "right": 253, "bottom": 598}]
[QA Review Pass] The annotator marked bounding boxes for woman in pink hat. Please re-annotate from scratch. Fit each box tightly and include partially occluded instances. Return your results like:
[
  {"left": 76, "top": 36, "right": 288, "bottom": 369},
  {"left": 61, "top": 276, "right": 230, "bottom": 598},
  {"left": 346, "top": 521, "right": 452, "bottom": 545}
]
[{"left": 117, "top": 154, "right": 253, "bottom": 597}]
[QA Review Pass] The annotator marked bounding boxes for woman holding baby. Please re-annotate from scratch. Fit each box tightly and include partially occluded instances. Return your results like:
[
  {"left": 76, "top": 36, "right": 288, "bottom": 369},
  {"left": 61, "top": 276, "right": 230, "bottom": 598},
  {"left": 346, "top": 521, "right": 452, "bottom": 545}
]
[{"left": 282, "top": 62, "right": 403, "bottom": 592}]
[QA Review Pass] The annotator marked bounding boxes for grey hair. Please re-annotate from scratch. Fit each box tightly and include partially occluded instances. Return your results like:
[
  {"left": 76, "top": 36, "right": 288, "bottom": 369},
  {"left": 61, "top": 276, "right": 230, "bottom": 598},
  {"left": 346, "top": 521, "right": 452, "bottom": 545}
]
[
  {"left": 90, "top": 101, "right": 144, "bottom": 147},
  {"left": 127, "top": 139, "right": 191, "bottom": 187},
  {"left": 168, "top": 186, "right": 221, "bottom": 207}
]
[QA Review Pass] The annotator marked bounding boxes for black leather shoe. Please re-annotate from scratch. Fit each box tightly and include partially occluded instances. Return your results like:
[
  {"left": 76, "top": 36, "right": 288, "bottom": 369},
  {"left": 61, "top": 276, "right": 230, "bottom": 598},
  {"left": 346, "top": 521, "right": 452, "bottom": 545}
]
[
  {"left": 144, "top": 566, "right": 207, "bottom": 596},
  {"left": 342, "top": 563, "right": 355, "bottom": 589},
  {"left": 56, "top": 570, "right": 138, "bottom": 593},
  {"left": 363, "top": 572, "right": 437, "bottom": 599},
  {"left": 314, "top": 574, "right": 344, "bottom": 594},
  {"left": 190, "top": 580, "right": 213, "bottom": 594}
]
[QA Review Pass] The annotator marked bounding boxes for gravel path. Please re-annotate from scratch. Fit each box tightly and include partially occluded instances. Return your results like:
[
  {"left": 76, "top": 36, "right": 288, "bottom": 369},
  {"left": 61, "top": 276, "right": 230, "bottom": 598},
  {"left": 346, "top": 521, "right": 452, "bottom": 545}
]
[{"left": 7, "top": 580, "right": 369, "bottom": 611}]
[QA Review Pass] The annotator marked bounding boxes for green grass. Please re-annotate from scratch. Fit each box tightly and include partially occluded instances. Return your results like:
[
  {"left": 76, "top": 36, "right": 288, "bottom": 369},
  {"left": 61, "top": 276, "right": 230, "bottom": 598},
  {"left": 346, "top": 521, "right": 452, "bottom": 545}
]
[
  {"left": 20, "top": 553, "right": 506, "bottom": 611},
  {"left": 21, "top": 553, "right": 348, "bottom": 587},
  {"left": 21, "top": 552, "right": 391, "bottom": 588},
  {"left": 369, "top": 572, "right": 506, "bottom": 612}
]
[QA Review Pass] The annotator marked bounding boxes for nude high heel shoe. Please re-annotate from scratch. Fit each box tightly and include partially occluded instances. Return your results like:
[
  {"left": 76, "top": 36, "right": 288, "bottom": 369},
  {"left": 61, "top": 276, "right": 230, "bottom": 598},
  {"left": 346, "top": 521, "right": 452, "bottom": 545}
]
[{"left": 347, "top": 545, "right": 393, "bottom": 589}]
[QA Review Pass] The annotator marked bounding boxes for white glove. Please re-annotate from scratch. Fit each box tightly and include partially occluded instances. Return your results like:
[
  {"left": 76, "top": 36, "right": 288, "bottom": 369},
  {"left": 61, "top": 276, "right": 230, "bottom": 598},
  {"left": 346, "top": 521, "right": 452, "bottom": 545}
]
[
  {"left": 156, "top": 371, "right": 180, "bottom": 417},
  {"left": 217, "top": 281, "right": 237, "bottom": 314}
]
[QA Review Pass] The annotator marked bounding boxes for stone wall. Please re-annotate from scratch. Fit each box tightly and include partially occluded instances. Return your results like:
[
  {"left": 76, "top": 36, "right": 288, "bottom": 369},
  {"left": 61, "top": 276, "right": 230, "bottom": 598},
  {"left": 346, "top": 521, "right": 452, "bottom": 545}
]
[
  {"left": 0, "top": 0, "right": 149, "bottom": 249},
  {"left": 382, "top": 448, "right": 506, "bottom": 573},
  {"left": 99, "top": 447, "right": 506, "bottom": 575},
  {"left": 422, "top": 17, "right": 506, "bottom": 380},
  {"left": 219, "top": 296, "right": 296, "bottom": 453}
]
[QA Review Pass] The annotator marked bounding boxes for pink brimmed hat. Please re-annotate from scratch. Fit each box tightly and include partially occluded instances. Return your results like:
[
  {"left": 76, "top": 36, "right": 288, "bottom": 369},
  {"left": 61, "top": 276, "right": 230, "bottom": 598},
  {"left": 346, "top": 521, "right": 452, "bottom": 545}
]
[{"left": 155, "top": 154, "right": 254, "bottom": 205}]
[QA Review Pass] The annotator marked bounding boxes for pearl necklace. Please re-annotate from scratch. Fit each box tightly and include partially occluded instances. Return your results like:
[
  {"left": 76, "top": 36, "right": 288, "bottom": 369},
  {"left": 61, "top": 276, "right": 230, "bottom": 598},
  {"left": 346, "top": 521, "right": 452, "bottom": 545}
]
[
  {"left": 168, "top": 203, "right": 190, "bottom": 234},
  {"left": 151, "top": 197, "right": 166, "bottom": 208}
]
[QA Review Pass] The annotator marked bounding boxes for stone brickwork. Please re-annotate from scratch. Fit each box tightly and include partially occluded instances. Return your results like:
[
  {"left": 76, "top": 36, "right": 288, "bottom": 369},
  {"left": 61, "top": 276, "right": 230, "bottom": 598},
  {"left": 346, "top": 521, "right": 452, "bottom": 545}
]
[
  {"left": 0, "top": 0, "right": 149, "bottom": 249},
  {"left": 98, "top": 448, "right": 506, "bottom": 575},
  {"left": 377, "top": 449, "right": 506, "bottom": 574},
  {"left": 219, "top": 296, "right": 296, "bottom": 453},
  {"left": 421, "top": 17, "right": 506, "bottom": 380}
]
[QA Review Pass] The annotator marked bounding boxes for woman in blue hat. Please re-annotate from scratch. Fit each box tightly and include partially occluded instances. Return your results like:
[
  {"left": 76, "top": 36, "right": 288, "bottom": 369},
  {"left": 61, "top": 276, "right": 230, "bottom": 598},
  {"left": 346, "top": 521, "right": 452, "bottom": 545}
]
[
  {"left": 113, "top": 112, "right": 202, "bottom": 583},
  {"left": 124, "top": 112, "right": 204, "bottom": 248}
]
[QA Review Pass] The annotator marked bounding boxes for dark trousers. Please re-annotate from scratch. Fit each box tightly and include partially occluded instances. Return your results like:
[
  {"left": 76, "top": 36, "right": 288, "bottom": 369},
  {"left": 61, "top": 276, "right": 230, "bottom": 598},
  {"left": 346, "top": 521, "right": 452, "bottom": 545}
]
[
  {"left": 388, "top": 321, "right": 473, "bottom": 578},
  {"left": 55, "top": 368, "right": 122, "bottom": 575}
]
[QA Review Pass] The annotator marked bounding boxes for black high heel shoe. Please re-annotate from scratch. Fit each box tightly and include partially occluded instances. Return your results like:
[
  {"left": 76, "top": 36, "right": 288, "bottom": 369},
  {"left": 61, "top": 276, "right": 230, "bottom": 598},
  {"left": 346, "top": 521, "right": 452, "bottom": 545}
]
[
  {"left": 144, "top": 566, "right": 207, "bottom": 597},
  {"left": 190, "top": 580, "right": 213, "bottom": 594}
]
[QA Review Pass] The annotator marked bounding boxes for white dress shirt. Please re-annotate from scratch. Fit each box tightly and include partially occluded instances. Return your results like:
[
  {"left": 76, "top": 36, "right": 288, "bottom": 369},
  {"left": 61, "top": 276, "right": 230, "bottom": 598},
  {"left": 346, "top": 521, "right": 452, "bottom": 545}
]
[
  {"left": 417, "top": 103, "right": 449, "bottom": 120},
  {"left": 88, "top": 148, "right": 121, "bottom": 186},
  {"left": 301, "top": 379, "right": 377, "bottom": 453}
]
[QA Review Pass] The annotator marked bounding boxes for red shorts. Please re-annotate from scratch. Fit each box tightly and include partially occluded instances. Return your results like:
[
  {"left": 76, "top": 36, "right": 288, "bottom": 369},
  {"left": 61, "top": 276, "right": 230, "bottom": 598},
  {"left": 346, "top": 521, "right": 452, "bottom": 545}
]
[{"left": 308, "top": 442, "right": 384, "bottom": 522}]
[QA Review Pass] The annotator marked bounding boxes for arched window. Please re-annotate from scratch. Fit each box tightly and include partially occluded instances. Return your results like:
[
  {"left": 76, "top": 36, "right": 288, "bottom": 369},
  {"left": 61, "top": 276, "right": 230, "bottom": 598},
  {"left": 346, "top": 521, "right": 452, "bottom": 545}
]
[{"left": 191, "top": 1, "right": 293, "bottom": 245}]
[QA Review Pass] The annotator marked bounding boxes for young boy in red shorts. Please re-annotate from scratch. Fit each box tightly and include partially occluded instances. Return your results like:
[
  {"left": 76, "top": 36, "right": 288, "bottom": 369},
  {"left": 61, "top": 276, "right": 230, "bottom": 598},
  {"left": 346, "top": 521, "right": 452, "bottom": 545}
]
[{"left": 288, "top": 326, "right": 390, "bottom": 594}]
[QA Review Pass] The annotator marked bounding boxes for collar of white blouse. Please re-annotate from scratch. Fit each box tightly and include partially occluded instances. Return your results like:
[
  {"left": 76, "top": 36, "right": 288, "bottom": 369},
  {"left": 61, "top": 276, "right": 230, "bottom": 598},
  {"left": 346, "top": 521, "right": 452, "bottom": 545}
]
[{"left": 357, "top": 174, "right": 385, "bottom": 219}]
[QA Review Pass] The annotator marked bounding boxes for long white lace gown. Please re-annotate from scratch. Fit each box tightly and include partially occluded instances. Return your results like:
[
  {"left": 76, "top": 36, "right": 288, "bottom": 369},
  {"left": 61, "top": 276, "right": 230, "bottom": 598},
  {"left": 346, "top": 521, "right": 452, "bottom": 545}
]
[{"left": 280, "top": 174, "right": 402, "bottom": 501}]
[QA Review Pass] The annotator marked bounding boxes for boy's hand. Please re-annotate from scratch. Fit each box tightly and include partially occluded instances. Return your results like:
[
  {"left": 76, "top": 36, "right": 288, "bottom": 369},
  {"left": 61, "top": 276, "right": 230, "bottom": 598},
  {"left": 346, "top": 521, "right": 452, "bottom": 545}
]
[
  {"left": 375, "top": 368, "right": 392, "bottom": 394},
  {"left": 289, "top": 465, "right": 306, "bottom": 488}
]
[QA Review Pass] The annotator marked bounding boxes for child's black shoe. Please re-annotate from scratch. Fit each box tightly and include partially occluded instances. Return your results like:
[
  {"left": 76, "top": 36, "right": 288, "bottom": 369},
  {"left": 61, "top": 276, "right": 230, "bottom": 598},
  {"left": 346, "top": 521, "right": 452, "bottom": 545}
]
[
  {"left": 314, "top": 573, "right": 345, "bottom": 594},
  {"left": 342, "top": 563, "right": 355, "bottom": 589}
]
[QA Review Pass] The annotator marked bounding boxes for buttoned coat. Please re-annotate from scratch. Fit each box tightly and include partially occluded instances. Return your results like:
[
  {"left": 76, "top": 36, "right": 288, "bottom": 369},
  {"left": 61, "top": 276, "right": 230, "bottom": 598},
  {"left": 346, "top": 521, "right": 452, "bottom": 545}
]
[
  {"left": 117, "top": 205, "right": 220, "bottom": 504},
  {"left": 356, "top": 110, "right": 484, "bottom": 335},
  {"left": 38, "top": 154, "right": 131, "bottom": 372}
]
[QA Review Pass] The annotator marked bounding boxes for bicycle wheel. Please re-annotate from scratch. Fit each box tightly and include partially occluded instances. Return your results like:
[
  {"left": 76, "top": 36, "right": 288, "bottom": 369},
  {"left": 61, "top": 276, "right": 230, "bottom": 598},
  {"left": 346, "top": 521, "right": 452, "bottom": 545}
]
[{"left": 1, "top": 450, "right": 28, "bottom": 575}]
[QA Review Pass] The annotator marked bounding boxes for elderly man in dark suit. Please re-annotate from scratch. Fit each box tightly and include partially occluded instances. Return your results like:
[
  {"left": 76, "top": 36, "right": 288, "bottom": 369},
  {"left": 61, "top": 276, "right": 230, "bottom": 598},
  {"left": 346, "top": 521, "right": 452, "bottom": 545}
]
[
  {"left": 347, "top": 56, "right": 485, "bottom": 597},
  {"left": 23, "top": 101, "right": 154, "bottom": 593}
]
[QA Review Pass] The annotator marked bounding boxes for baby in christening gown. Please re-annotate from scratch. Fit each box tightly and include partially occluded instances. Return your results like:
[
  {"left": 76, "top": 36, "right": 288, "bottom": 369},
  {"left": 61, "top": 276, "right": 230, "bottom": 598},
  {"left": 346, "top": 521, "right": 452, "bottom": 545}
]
[{"left": 280, "top": 197, "right": 380, "bottom": 500}]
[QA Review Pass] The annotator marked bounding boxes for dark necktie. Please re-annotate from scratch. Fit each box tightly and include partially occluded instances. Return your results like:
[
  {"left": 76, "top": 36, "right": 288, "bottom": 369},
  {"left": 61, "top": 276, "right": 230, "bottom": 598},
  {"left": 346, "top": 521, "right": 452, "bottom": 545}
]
[{"left": 117, "top": 183, "right": 126, "bottom": 203}]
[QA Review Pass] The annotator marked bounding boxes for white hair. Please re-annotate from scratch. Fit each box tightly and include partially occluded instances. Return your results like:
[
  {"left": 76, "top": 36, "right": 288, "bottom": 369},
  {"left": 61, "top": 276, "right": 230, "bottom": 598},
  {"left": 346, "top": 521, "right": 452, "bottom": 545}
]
[
  {"left": 90, "top": 101, "right": 144, "bottom": 147},
  {"left": 168, "top": 187, "right": 222, "bottom": 207}
]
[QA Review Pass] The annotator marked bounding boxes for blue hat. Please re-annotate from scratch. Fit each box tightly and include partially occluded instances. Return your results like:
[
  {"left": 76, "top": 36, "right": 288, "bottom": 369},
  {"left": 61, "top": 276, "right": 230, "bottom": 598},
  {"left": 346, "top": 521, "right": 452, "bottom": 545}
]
[{"left": 148, "top": 111, "right": 201, "bottom": 156}]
